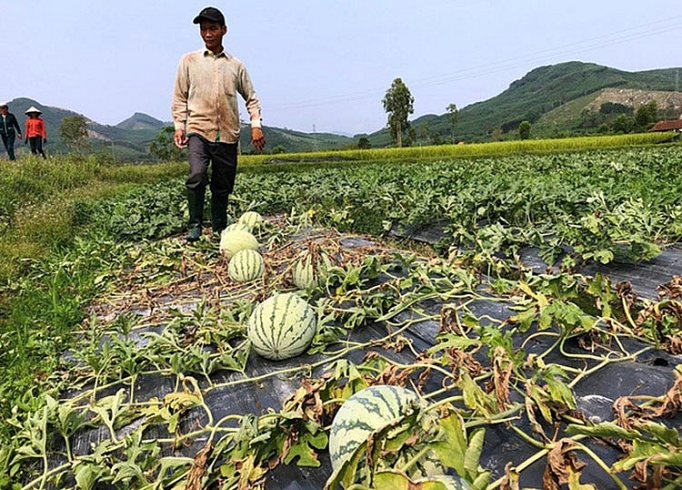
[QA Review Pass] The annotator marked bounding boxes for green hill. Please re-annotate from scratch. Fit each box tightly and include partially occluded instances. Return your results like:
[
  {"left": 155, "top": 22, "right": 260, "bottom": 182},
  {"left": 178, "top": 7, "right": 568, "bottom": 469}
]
[
  {"left": 2, "top": 98, "right": 162, "bottom": 160},
  {"left": 3, "top": 97, "right": 356, "bottom": 161},
  {"left": 116, "top": 112, "right": 167, "bottom": 131},
  {"left": 393, "top": 61, "right": 682, "bottom": 144}
]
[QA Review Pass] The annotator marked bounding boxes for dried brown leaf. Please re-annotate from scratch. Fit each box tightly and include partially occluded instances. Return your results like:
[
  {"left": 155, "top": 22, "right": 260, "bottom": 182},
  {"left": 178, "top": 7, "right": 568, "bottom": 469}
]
[{"left": 186, "top": 441, "right": 211, "bottom": 490}]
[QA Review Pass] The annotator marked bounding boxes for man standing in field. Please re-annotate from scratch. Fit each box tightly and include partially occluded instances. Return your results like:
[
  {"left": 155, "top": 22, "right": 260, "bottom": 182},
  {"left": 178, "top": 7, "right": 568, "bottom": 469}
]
[
  {"left": 0, "top": 103, "right": 23, "bottom": 161},
  {"left": 172, "top": 6, "right": 266, "bottom": 242}
]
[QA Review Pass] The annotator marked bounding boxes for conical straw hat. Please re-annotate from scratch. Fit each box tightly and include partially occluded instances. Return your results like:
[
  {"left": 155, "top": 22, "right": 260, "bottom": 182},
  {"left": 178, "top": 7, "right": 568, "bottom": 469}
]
[{"left": 25, "top": 106, "right": 42, "bottom": 115}]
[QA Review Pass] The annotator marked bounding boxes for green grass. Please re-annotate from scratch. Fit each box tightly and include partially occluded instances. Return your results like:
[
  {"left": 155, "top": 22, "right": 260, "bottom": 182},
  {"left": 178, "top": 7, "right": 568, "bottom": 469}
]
[{"left": 239, "top": 131, "right": 678, "bottom": 166}]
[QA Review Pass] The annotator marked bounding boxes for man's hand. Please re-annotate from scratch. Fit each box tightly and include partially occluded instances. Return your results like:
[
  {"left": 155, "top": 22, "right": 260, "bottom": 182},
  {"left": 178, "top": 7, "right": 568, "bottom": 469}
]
[
  {"left": 174, "top": 129, "right": 188, "bottom": 149},
  {"left": 251, "top": 127, "right": 266, "bottom": 151}
]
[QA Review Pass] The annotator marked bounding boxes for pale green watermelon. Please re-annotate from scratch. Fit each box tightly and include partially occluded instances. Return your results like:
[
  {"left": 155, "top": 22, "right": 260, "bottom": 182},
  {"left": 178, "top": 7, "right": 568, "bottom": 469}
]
[
  {"left": 228, "top": 249, "right": 265, "bottom": 283},
  {"left": 246, "top": 293, "right": 317, "bottom": 361},
  {"left": 219, "top": 229, "right": 259, "bottom": 259}
]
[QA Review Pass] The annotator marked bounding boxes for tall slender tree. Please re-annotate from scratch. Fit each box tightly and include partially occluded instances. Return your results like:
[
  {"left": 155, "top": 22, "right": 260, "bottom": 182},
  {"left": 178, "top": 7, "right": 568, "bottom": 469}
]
[
  {"left": 59, "top": 115, "right": 90, "bottom": 154},
  {"left": 149, "top": 126, "right": 185, "bottom": 161},
  {"left": 382, "top": 78, "right": 414, "bottom": 147},
  {"left": 446, "top": 103, "right": 459, "bottom": 143}
]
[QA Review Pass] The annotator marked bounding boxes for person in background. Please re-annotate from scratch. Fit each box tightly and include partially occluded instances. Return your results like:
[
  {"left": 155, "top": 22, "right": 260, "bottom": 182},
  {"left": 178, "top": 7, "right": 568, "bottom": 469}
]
[
  {"left": 0, "top": 102, "right": 23, "bottom": 160},
  {"left": 24, "top": 106, "right": 47, "bottom": 158},
  {"left": 172, "top": 6, "right": 266, "bottom": 242}
]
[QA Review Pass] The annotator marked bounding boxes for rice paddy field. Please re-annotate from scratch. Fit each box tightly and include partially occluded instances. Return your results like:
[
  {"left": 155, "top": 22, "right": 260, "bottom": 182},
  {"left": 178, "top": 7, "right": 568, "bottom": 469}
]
[{"left": 1, "top": 134, "right": 681, "bottom": 489}]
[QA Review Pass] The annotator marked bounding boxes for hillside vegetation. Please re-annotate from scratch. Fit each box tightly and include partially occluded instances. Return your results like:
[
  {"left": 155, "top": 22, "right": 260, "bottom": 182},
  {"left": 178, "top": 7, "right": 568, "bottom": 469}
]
[{"left": 406, "top": 61, "right": 682, "bottom": 143}]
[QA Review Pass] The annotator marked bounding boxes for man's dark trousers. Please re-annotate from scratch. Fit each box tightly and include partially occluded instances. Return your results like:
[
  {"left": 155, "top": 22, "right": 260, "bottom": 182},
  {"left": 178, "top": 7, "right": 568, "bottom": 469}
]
[
  {"left": 1, "top": 133, "right": 17, "bottom": 160},
  {"left": 186, "top": 134, "right": 239, "bottom": 236}
]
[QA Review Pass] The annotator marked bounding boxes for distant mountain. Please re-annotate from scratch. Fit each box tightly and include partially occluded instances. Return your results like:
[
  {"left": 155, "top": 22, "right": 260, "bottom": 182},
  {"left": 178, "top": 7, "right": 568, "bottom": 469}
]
[
  {"left": 6, "top": 61, "right": 681, "bottom": 160},
  {"left": 251, "top": 126, "right": 352, "bottom": 154},
  {"left": 2, "top": 98, "right": 162, "bottom": 160},
  {"left": 387, "top": 61, "right": 682, "bottom": 144},
  {"left": 116, "top": 112, "right": 168, "bottom": 131}
]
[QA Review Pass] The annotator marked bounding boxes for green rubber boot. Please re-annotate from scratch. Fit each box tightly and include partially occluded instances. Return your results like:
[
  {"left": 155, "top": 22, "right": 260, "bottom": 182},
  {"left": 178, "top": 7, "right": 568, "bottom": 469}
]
[
  {"left": 211, "top": 193, "right": 230, "bottom": 238},
  {"left": 186, "top": 188, "right": 205, "bottom": 242}
]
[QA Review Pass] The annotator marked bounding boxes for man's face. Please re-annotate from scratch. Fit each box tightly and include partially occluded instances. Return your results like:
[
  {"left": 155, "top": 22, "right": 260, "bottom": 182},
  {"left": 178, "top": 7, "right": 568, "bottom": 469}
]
[
  {"left": 200, "top": 21, "right": 227, "bottom": 52},
  {"left": 0, "top": 107, "right": 7, "bottom": 115}
]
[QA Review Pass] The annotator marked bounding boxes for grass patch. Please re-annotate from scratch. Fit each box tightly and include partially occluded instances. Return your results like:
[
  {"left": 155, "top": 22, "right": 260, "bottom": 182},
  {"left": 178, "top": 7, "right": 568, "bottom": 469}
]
[{"left": 238, "top": 132, "right": 678, "bottom": 166}]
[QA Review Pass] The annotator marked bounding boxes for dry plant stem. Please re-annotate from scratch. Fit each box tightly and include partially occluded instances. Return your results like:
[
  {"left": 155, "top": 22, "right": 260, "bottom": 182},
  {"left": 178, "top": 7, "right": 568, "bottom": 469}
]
[
  {"left": 621, "top": 295, "right": 639, "bottom": 331},
  {"left": 571, "top": 440, "right": 627, "bottom": 490},
  {"left": 507, "top": 426, "right": 628, "bottom": 490},
  {"left": 519, "top": 330, "right": 560, "bottom": 352},
  {"left": 21, "top": 463, "right": 72, "bottom": 490},
  {"left": 374, "top": 291, "right": 472, "bottom": 323},
  {"left": 399, "top": 444, "right": 433, "bottom": 474},
  {"left": 567, "top": 345, "right": 653, "bottom": 388},
  {"left": 376, "top": 357, "right": 460, "bottom": 384},
  {"left": 152, "top": 413, "right": 242, "bottom": 447},
  {"left": 463, "top": 403, "right": 525, "bottom": 429},
  {"left": 69, "top": 368, "right": 173, "bottom": 404}
]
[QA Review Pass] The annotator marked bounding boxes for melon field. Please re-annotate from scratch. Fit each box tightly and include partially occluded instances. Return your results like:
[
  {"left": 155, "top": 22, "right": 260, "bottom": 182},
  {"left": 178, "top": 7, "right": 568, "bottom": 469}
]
[{"left": 1, "top": 140, "right": 682, "bottom": 489}]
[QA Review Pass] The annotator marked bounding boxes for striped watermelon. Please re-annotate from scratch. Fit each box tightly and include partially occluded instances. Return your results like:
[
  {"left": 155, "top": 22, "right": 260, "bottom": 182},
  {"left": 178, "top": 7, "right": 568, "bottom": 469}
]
[
  {"left": 329, "top": 385, "right": 419, "bottom": 471},
  {"left": 223, "top": 222, "right": 251, "bottom": 234},
  {"left": 228, "top": 249, "right": 265, "bottom": 283},
  {"left": 292, "top": 253, "right": 317, "bottom": 290},
  {"left": 246, "top": 293, "right": 317, "bottom": 361},
  {"left": 238, "top": 211, "right": 263, "bottom": 230},
  {"left": 219, "top": 229, "right": 259, "bottom": 259},
  {"left": 292, "top": 250, "right": 331, "bottom": 290}
]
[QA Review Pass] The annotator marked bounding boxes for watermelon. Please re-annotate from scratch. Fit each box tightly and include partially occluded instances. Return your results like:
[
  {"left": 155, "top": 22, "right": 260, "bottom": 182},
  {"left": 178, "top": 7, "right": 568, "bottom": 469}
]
[
  {"left": 329, "top": 385, "right": 419, "bottom": 471},
  {"left": 223, "top": 222, "right": 251, "bottom": 234},
  {"left": 219, "top": 229, "right": 259, "bottom": 259},
  {"left": 414, "top": 475, "right": 471, "bottom": 490},
  {"left": 246, "top": 293, "right": 317, "bottom": 361},
  {"left": 228, "top": 249, "right": 265, "bottom": 283},
  {"left": 292, "top": 253, "right": 317, "bottom": 290},
  {"left": 238, "top": 211, "right": 263, "bottom": 230},
  {"left": 292, "top": 250, "right": 331, "bottom": 290}
]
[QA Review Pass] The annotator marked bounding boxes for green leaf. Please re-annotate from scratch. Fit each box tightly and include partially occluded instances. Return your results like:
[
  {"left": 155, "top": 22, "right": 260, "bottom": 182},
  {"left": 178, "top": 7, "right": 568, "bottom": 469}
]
[
  {"left": 74, "top": 462, "right": 106, "bottom": 490},
  {"left": 566, "top": 421, "right": 636, "bottom": 440},
  {"left": 464, "top": 428, "right": 485, "bottom": 477},
  {"left": 429, "top": 414, "right": 467, "bottom": 475},
  {"left": 283, "top": 431, "right": 328, "bottom": 467}
]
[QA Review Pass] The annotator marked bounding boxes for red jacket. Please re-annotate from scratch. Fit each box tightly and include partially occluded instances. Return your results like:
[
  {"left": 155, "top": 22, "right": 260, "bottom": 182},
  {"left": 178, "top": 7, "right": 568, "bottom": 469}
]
[{"left": 25, "top": 118, "right": 46, "bottom": 139}]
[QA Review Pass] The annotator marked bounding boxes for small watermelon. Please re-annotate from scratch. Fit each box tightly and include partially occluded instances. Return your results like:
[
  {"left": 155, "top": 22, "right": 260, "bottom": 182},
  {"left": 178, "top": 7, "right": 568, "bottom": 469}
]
[
  {"left": 228, "top": 249, "right": 265, "bottom": 283},
  {"left": 292, "top": 250, "right": 332, "bottom": 290},
  {"left": 329, "top": 385, "right": 419, "bottom": 471},
  {"left": 246, "top": 293, "right": 317, "bottom": 361},
  {"left": 238, "top": 211, "right": 263, "bottom": 230},
  {"left": 292, "top": 254, "right": 317, "bottom": 290},
  {"left": 219, "top": 229, "right": 259, "bottom": 259}
]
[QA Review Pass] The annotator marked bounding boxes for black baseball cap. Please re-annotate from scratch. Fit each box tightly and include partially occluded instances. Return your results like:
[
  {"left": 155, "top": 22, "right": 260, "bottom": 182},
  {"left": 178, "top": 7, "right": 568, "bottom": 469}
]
[{"left": 193, "top": 7, "right": 225, "bottom": 25}]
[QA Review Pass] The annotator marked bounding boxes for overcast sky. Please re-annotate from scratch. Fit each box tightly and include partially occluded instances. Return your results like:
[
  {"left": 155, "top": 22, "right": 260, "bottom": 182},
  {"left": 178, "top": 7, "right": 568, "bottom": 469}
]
[{"left": 1, "top": 1, "right": 680, "bottom": 135}]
